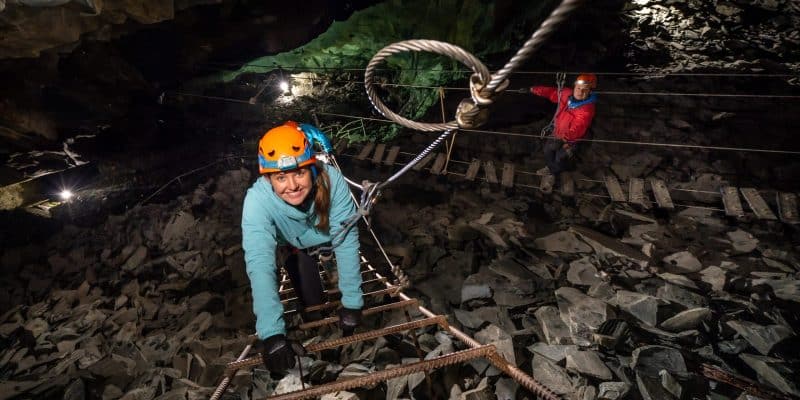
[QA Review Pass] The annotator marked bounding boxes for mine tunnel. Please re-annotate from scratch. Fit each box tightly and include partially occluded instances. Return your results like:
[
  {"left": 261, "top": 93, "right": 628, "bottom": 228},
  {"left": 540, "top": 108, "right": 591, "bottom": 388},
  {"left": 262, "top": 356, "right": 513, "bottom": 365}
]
[{"left": 1, "top": 0, "right": 799, "bottom": 399}]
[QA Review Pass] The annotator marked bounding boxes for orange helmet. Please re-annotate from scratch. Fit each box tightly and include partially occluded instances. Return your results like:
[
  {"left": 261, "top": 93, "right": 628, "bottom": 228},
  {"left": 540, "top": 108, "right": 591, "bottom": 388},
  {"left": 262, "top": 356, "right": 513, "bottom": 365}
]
[
  {"left": 575, "top": 73, "right": 597, "bottom": 89},
  {"left": 257, "top": 121, "right": 316, "bottom": 174}
]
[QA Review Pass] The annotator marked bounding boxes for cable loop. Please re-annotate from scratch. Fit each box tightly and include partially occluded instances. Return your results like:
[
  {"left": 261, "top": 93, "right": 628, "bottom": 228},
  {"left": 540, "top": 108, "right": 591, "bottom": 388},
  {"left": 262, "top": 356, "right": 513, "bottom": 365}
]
[
  {"left": 364, "top": 0, "right": 585, "bottom": 132},
  {"left": 365, "top": 39, "right": 492, "bottom": 132}
]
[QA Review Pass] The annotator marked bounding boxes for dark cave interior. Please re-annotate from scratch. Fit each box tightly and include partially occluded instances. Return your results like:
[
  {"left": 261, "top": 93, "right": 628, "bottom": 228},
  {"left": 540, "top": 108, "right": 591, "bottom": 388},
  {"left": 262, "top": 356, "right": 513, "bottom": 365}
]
[{"left": 1, "top": 1, "right": 800, "bottom": 399}]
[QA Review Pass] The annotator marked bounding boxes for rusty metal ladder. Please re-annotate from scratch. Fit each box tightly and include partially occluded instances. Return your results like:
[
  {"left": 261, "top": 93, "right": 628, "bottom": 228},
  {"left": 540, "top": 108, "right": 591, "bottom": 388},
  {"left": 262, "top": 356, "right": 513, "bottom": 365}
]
[{"left": 210, "top": 256, "right": 561, "bottom": 400}]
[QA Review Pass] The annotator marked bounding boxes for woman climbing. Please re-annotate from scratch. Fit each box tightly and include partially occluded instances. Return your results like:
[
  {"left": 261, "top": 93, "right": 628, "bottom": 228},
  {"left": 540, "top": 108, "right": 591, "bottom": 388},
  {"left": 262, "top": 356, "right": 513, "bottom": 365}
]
[{"left": 241, "top": 121, "right": 363, "bottom": 372}]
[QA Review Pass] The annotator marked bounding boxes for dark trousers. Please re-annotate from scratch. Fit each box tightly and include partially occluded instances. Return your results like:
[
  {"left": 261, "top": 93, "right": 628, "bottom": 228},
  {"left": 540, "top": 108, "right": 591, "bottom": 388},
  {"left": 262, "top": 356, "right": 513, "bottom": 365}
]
[
  {"left": 284, "top": 249, "right": 325, "bottom": 316},
  {"left": 543, "top": 139, "right": 576, "bottom": 175}
]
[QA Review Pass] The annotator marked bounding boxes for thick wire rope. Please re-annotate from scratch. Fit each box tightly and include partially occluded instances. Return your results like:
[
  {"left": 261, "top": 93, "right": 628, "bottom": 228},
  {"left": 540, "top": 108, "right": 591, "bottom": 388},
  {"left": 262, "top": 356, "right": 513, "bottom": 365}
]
[
  {"left": 315, "top": 111, "right": 800, "bottom": 156},
  {"left": 364, "top": 40, "right": 491, "bottom": 132},
  {"left": 363, "top": 0, "right": 585, "bottom": 133},
  {"left": 198, "top": 61, "right": 800, "bottom": 78}
]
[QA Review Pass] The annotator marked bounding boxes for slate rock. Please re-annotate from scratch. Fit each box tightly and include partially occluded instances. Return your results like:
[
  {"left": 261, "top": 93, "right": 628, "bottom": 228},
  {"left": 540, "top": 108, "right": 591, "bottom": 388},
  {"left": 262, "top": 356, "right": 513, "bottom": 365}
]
[
  {"left": 526, "top": 343, "right": 576, "bottom": 364},
  {"left": 597, "top": 381, "right": 631, "bottom": 400},
  {"left": 739, "top": 353, "right": 800, "bottom": 397},
  {"left": 660, "top": 308, "right": 711, "bottom": 332},
  {"left": 727, "top": 229, "right": 758, "bottom": 254},
  {"left": 726, "top": 320, "right": 794, "bottom": 355},
  {"left": 565, "top": 348, "right": 613, "bottom": 380},
  {"left": 556, "top": 287, "right": 616, "bottom": 346},
  {"left": 534, "top": 231, "right": 592, "bottom": 253},
  {"left": 657, "top": 283, "right": 707, "bottom": 309},
  {"left": 657, "top": 272, "right": 699, "bottom": 290},
  {"left": 534, "top": 306, "right": 573, "bottom": 345},
  {"left": 613, "top": 290, "right": 660, "bottom": 326},
  {"left": 631, "top": 345, "right": 687, "bottom": 377},
  {"left": 532, "top": 355, "right": 575, "bottom": 395},
  {"left": 567, "top": 257, "right": 602, "bottom": 286},
  {"left": 662, "top": 251, "right": 702, "bottom": 273}
]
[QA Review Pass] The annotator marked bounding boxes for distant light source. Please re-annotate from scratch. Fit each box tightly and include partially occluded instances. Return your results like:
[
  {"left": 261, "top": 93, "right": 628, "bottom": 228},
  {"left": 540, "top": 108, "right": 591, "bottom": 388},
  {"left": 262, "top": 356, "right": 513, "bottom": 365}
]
[
  {"left": 279, "top": 80, "right": 290, "bottom": 94},
  {"left": 59, "top": 189, "right": 73, "bottom": 201}
]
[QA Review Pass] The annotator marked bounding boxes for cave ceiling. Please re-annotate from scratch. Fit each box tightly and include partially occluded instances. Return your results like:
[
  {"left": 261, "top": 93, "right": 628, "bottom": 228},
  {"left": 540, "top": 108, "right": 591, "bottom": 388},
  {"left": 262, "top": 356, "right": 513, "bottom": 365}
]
[{"left": 0, "top": 0, "right": 798, "bottom": 209}]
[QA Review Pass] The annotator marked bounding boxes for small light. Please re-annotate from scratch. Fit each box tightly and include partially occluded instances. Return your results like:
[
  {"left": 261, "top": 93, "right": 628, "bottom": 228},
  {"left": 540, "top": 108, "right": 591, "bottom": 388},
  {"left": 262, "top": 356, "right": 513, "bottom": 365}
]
[
  {"left": 279, "top": 81, "right": 290, "bottom": 93},
  {"left": 59, "top": 190, "right": 73, "bottom": 200}
]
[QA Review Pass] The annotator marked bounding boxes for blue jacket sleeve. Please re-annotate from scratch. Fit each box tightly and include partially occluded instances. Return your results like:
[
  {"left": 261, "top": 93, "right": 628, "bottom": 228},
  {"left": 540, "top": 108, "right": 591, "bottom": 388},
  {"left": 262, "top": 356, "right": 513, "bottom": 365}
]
[
  {"left": 241, "top": 188, "right": 286, "bottom": 339},
  {"left": 327, "top": 167, "right": 364, "bottom": 310}
]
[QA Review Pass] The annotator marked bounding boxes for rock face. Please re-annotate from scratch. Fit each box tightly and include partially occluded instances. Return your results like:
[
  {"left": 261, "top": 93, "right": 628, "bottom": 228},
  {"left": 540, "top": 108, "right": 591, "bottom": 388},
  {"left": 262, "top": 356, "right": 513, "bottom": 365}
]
[{"left": 0, "top": 0, "right": 340, "bottom": 59}]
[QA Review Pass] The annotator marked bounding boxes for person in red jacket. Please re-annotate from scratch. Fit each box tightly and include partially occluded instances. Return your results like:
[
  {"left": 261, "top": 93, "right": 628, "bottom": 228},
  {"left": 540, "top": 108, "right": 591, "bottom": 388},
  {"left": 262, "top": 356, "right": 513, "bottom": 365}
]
[{"left": 530, "top": 73, "right": 598, "bottom": 177}]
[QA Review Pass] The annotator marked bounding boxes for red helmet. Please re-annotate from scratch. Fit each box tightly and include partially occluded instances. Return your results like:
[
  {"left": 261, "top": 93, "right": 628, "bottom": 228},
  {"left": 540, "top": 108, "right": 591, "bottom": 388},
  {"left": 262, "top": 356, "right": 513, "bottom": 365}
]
[
  {"left": 575, "top": 73, "right": 597, "bottom": 89},
  {"left": 257, "top": 121, "right": 316, "bottom": 174}
]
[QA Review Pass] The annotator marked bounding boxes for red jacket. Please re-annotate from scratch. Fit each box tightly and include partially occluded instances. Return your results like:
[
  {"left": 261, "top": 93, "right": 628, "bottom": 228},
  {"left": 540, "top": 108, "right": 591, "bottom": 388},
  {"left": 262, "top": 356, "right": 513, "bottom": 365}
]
[{"left": 531, "top": 86, "right": 596, "bottom": 143}]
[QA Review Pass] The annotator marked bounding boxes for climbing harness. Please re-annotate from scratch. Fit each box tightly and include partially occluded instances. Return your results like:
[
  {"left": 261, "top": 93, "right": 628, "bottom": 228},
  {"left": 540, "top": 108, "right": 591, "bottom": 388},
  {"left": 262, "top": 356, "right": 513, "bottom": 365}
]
[{"left": 540, "top": 72, "right": 567, "bottom": 138}]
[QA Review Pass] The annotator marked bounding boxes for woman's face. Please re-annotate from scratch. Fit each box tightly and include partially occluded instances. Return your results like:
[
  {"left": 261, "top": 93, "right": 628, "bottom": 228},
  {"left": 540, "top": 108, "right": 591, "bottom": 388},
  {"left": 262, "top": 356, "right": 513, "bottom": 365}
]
[{"left": 268, "top": 167, "right": 313, "bottom": 206}]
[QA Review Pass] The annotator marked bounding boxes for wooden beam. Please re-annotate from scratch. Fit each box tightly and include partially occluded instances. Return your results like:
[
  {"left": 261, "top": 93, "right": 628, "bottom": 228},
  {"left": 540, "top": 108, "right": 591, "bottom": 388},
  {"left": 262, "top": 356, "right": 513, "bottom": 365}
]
[
  {"left": 560, "top": 172, "right": 574, "bottom": 197},
  {"left": 649, "top": 178, "right": 674, "bottom": 209},
  {"left": 501, "top": 163, "right": 515, "bottom": 188},
  {"left": 484, "top": 161, "right": 498, "bottom": 184},
  {"left": 777, "top": 192, "right": 799, "bottom": 224},
  {"left": 465, "top": 159, "right": 481, "bottom": 181},
  {"left": 740, "top": 188, "right": 777, "bottom": 220},
  {"left": 356, "top": 142, "right": 375, "bottom": 161},
  {"left": 383, "top": 146, "right": 400, "bottom": 166},
  {"left": 604, "top": 175, "right": 626, "bottom": 202},
  {"left": 540, "top": 174, "right": 554, "bottom": 194},
  {"left": 371, "top": 143, "right": 386, "bottom": 164},
  {"left": 430, "top": 153, "right": 447, "bottom": 175},
  {"left": 628, "top": 178, "right": 651, "bottom": 209},
  {"left": 720, "top": 186, "right": 745, "bottom": 218}
]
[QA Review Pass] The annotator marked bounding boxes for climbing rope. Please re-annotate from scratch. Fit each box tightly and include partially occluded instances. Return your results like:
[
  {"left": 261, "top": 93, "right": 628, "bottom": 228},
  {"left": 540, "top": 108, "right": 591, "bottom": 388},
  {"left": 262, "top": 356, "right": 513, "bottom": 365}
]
[
  {"left": 315, "top": 111, "right": 800, "bottom": 156},
  {"left": 327, "top": 0, "right": 585, "bottom": 242},
  {"left": 539, "top": 72, "right": 567, "bottom": 138},
  {"left": 364, "top": 0, "right": 584, "bottom": 132}
]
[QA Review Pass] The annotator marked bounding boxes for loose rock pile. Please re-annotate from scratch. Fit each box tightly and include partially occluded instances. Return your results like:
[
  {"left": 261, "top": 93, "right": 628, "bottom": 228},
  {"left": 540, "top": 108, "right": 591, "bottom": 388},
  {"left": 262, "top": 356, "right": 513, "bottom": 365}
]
[
  {"left": 1, "top": 156, "right": 799, "bottom": 400},
  {"left": 623, "top": 0, "right": 800, "bottom": 73},
  {"left": 1, "top": 168, "right": 260, "bottom": 399},
  {"left": 370, "top": 178, "right": 800, "bottom": 399}
]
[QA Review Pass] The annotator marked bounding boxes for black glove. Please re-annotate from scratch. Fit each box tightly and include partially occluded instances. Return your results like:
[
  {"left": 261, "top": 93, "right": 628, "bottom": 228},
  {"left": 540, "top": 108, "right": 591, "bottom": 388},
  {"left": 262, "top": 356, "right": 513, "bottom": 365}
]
[
  {"left": 261, "top": 334, "right": 305, "bottom": 372},
  {"left": 338, "top": 308, "right": 362, "bottom": 337}
]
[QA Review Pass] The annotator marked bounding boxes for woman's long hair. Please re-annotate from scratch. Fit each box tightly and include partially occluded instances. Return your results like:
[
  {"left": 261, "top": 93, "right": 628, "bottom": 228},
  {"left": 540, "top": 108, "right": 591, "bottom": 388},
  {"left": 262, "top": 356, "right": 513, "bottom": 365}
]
[{"left": 312, "top": 161, "right": 331, "bottom": 232}]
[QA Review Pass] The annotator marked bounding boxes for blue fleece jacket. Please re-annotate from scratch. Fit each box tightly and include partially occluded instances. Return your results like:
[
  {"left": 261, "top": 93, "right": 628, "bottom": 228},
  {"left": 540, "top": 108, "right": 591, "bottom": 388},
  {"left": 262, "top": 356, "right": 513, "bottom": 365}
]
[{"left": 241, "top": 163, "right": 364, "bottom": 339}]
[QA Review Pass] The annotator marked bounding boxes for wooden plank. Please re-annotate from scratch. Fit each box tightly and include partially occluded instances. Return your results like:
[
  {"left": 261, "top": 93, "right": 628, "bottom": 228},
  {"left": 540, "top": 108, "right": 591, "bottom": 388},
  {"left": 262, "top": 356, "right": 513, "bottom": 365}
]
[
  {"left": 540, "top": 174, "right": 555, "bottom": 194},
  {"left": 649, "top": 178, "right": 674, "bottom": 209},
  {"left": 501, "top": 163, "right": 515, "bottom": 188},
  {"left": 484, "top": 161, "right": 498, "bottom": 184},
  {"left": 412, "top": 152, "right": 436, "bottom": 171},
  {"left": 371, "top": 143, "right": 386, "bottom": 164},
  {"left": 740, "top": 188, "right": 777, "bottom": 220},
  {"left": 628, "top": 178, "right": 651, "bottom": 209},
  {"left": 720, "top": 186, "right": 745, "bottom": 218},
  {"left": 465, "top": 159, "right": 481, "bottom": 181},
  {"left": 777, "top": 192, "right": 799, "bottom": 224},
  {"left": 430, "top": 153, "right": 447, "bottom": 175},
  {"left": 604, "top": 175, "right": 626, "bottom": 202},
  {"left": 356, "top": 142, "right": 375, "bottom": 161},
  {"left": 383, "top": 146, "right": 400, "bottom": 166},
  {"left": 334, "top": 139, "right": 348, "bottom": 155},
  {"left": 560, "top": 172, "right": 574, "bottom": 197}
]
